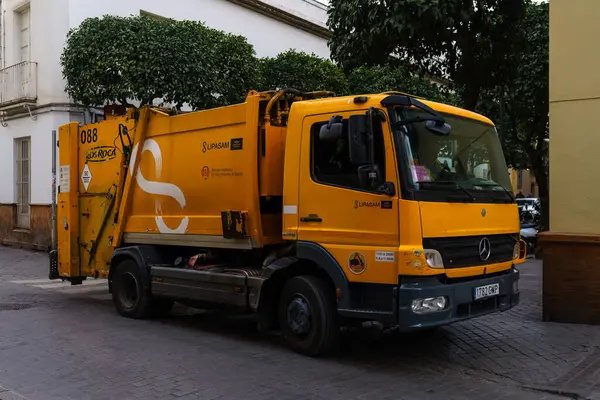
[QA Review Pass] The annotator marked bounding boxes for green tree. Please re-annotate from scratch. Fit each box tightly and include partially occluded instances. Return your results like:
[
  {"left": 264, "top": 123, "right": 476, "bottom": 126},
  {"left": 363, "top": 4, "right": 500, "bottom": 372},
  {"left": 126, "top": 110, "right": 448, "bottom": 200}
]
[
  {"left": 61, "top": 15, "right": 259, "bottom": 110},
  {"left": 328, "top": 0, "right": 526, "bottom": 110},
  {"left": 476, "top": 1, "right": 548, "bottom": 233},
  {"left": 259, "top": 50, "right": 349, "bottom": 94},
  {"left": 347, "top": 64, "right": 459, "bottom": 105},
  {"left": 502, "top": 1, "right": 549, "bottom": 231}
]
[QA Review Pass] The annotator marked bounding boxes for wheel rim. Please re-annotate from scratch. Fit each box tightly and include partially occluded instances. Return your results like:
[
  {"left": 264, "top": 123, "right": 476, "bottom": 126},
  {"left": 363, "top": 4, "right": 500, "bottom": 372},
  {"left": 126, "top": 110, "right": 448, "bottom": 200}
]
[
  {"left": 118, "top": 272, "right": 138, "bottom": 309},
  {"left": 286, "top": 294, "right": 312, "bottom": 337}
]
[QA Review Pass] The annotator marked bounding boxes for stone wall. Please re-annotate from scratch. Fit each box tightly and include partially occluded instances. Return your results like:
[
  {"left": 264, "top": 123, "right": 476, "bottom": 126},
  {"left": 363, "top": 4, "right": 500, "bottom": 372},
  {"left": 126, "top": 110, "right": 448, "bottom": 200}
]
[{"left": 0, "top": 204, "right": 51, "bottom": 251}]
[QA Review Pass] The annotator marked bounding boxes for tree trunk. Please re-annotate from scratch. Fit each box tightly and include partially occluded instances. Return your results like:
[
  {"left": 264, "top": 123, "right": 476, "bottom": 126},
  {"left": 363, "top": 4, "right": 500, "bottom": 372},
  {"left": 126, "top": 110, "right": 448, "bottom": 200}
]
[
  {"left": 530, "top": 157, "right": 549, "bottom": 259},
  {"left": 461, "top": 84, "right": 481, "bottom": 111},
  {"left": 534, "top": 167, "right": 549, "bottom": 231}
]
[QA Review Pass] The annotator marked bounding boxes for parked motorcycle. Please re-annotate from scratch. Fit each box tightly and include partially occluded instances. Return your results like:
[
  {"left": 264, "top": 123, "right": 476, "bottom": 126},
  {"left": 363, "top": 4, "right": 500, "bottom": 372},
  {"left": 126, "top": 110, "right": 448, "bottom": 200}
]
[{"left": 519, "top": 205, "right": 539, "bottom": 257}]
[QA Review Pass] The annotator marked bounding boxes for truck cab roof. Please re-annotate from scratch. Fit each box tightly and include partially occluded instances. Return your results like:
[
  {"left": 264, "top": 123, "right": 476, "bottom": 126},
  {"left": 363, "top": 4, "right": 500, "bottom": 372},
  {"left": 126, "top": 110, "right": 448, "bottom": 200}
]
[{"left": 291, "top": 93, "right": 495, "bottom": 127}]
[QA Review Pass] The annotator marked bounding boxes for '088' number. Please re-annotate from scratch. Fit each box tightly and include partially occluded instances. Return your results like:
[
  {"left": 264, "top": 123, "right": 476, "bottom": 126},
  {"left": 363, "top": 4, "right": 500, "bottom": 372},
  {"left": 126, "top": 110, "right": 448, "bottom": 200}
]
[{"left": 80, "top": 128, "right": 98, "bottom": 144}]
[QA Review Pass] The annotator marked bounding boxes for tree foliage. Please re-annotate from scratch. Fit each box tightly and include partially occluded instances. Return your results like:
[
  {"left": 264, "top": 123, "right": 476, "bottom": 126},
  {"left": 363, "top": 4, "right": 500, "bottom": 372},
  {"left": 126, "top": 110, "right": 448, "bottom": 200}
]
[
  {"left": 259, "top": 50, "right": 349, "bottom": 95},
  {"left": 476, "top": 90, "right": 531, "bottom": 170},
  {"left": 502, "top": 2, "right": 549, "bottom": 162},
  {"left": 61, "top": 15, "right": 259, "bottom": 110},
  {"left": 328, "top": 0, "right": 527, "bottom": 110},
  {"left": 329, "top": 0, "right": 549, "bottom": 234},
  {"left": 503, "top": 1, "right": 549, "bottom": 231},
  {"left": 257, "top": 49, "right": 458, "bottom": 103},
  {"left": 62, "top": 17, "right": 458, "bottom": 110},
  {"left": 347, "top": 64, "right": 459, "bottom": 105},
  {"left": 472, "top": 1, "right": 548, "bottom": 235},
  {"left": 477, "top": 1, "right": 548, "bottom": 231}
]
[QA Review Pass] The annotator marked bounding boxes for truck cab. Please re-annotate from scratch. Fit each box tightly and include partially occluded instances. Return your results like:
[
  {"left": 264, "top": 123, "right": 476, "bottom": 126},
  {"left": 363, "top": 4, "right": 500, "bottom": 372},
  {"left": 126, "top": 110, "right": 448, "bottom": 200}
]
[{"left": 281, "top": 93, "right": 523, "bottom": 330}]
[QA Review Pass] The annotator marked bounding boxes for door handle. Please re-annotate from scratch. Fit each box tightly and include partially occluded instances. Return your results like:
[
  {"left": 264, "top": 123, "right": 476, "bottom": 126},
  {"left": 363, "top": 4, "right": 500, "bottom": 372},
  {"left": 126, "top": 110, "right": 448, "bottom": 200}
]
[{"left": 301, "top": 215, "right": 323, "bottom": 223}]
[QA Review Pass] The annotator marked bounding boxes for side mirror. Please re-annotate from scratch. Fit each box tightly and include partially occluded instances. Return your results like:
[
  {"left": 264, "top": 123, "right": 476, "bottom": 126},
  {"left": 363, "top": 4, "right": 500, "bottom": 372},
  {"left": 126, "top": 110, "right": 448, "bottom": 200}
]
[
  {"left": 378, "top": 181, "right": 396, "bottom": 196},
  {"left": 319, "top": 122, "right": 344, "bottom": 142},
  {"left": 425, "top": 120, "right": 451, "bottom": 136},
  {"left": 348, "top": 115, "right": 369, "bottom": 164}
]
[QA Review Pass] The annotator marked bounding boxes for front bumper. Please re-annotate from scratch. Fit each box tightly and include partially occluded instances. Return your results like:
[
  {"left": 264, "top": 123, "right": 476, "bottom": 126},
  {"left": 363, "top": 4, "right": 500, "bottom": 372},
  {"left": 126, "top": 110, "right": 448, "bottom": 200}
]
[{"left": 396, "top": 267, "right": 520, "bottom": 330}]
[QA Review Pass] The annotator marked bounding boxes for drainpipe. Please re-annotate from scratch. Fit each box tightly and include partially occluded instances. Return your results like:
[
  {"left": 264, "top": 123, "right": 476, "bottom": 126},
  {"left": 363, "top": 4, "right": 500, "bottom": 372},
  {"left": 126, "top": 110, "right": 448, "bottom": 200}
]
[
  {"left": 49, "top": 129, "right": 59, "bottom": 279},
  {"left": 51, "top": 129, "right": 57, "bottom": 250}
]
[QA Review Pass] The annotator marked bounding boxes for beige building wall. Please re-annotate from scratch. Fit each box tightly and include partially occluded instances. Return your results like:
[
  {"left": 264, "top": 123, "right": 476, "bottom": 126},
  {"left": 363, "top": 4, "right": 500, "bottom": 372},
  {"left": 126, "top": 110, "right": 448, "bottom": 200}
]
[
  {"left": 543, "top": 0, "right": 600, "bottom": 325},
  {"left": 549, "top": 0, "right": 600, "bottom": 235}
]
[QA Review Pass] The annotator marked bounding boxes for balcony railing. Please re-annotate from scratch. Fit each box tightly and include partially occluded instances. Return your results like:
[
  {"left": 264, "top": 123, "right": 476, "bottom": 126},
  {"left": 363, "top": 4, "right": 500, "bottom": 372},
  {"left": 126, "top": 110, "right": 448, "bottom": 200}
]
[{"left": 0, "top": 61, "right": 38, "bottom": 109}]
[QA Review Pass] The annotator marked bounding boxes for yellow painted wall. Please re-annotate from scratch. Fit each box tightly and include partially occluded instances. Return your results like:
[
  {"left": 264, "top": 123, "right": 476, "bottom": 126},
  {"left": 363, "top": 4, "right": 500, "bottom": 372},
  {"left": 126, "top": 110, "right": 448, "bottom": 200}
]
[
  {"left": 509, "top": 168, "right": 538, "bottom": 197},
  {"left": 549, "top": 0, "right": 600, "bottom": 234}
]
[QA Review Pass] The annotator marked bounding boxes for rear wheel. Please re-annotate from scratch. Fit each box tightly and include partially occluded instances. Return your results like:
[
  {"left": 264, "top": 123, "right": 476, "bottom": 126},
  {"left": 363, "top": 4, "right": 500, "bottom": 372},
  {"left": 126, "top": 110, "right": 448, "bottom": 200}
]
[
  {"left": 278, "top": 275, "right": 339, "bottom": 357},
  {"left": 112, "top": 259, "right": 152, "bottom": 319}
]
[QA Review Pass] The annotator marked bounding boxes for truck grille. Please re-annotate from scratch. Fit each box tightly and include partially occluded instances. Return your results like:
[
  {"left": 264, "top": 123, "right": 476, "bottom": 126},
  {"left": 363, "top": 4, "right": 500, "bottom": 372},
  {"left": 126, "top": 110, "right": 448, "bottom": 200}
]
[{"left": 423, "top": 234, "right": 518, "bottom": 269}]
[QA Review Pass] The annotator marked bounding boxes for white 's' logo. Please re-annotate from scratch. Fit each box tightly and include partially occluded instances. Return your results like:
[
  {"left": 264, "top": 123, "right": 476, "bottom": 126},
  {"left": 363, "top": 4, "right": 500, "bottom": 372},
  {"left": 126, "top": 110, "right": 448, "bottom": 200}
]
[{"left": 129, "top": 140, "right": 189, "bottom": 234}]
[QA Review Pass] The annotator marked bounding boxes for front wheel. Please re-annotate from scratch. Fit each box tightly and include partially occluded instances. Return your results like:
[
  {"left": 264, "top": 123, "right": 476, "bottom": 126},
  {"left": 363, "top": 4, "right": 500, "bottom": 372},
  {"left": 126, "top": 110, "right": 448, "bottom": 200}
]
[{"left": 278, "top": 275, "right": 339, "bottom": 357}]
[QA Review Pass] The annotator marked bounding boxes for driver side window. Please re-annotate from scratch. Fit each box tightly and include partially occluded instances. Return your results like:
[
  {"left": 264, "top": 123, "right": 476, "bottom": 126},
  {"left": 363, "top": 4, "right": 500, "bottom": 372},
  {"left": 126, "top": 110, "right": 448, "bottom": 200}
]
[{"left": 311, "top": 118, "right": 386, "bottom": 191}]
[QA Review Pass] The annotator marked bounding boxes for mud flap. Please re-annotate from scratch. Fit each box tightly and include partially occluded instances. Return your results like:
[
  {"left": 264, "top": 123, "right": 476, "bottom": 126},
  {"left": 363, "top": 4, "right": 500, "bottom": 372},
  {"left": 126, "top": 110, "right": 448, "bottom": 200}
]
[{"left": 49, "top": 250, "right": 59, "bottom": 280}]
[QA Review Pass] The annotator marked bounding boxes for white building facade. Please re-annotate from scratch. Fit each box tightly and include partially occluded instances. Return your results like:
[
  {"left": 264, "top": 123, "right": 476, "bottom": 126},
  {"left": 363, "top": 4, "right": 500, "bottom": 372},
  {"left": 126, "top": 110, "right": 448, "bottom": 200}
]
[{"left": 0, "top": 0, "right": 329, "bottom": 250}]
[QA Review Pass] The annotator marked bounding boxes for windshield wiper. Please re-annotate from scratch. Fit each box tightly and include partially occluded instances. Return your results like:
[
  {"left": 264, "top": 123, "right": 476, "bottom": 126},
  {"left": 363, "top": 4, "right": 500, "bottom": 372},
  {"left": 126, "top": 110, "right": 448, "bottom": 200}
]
[
  {"left": 383, "top": 95, "right": 451, "bottom": 135},
  {"left": 473, "top": 183, "right": 515, "bottom": 202},
  {"left": 416, "top": 181, "right": 476, "bottom": 202}
]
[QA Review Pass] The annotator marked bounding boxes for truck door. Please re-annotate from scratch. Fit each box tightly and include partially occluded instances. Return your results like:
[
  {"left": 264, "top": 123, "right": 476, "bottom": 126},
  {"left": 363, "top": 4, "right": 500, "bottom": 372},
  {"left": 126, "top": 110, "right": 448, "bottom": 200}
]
[
  {"left": 297, "top": 111, "right": 400, "bottom": 285},
  {"left": 77, "top": 120, "right": 124, "bottom": 278}
]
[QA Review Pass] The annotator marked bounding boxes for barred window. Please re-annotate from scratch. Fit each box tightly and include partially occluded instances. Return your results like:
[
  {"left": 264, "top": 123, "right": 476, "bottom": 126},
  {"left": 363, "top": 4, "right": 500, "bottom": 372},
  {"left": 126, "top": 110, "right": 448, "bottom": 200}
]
[{"left": 15, "top": 137, "right": 30, "bottom": 228}]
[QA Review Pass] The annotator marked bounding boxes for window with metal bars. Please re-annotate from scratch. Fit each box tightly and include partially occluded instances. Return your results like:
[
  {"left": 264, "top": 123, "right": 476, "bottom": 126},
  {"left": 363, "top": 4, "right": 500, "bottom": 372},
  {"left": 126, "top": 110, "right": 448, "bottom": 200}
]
[{"left": 15, "top": 137, "right": 30, "bottom": 228}]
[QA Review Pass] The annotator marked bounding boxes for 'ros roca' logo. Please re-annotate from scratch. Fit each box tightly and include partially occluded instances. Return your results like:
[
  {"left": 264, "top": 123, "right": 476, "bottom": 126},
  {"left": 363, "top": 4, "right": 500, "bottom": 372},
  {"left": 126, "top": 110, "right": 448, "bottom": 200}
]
[
  {"left": 85, "top": 146, "right": 117, "bottom": 163},
  {"left": 129, "top": 140, "right": 188, "bottom": 234}
]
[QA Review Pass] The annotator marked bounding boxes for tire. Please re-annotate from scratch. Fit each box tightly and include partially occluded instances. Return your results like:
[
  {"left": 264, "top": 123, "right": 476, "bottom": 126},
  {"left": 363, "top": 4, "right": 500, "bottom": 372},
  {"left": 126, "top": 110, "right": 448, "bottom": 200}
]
[
  {"left": 278, "top": 275, "right": 339, "bottom": 357},
  {"left": 111, "top": 259, "right": 152, "bottom": 319}
]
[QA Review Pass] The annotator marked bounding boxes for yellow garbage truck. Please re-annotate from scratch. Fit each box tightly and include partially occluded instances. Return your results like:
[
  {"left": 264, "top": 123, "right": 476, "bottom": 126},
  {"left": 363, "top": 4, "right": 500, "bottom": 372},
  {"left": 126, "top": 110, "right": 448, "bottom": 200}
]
[{"left": 50, "top": 89, "right": 526, "bottom": 356}]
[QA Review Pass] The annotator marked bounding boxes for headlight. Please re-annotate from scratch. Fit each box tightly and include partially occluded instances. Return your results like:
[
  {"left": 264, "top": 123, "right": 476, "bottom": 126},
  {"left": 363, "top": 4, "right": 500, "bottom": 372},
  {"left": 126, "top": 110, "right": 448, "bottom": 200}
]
[
  {"left": 411, "top": 297, "right": 447, "bottom": 314},
  {"left": 424, "top": 249, "right": 444, "bottom": 269},
  {"left": 513, "top": 243, "right": 520, "bottom": 259}
]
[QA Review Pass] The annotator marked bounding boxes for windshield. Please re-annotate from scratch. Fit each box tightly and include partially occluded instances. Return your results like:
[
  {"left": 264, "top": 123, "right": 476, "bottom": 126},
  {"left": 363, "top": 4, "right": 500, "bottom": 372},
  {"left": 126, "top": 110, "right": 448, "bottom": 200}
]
[{"left": 395, "top": 109, "right": 513, "bottom": 203}]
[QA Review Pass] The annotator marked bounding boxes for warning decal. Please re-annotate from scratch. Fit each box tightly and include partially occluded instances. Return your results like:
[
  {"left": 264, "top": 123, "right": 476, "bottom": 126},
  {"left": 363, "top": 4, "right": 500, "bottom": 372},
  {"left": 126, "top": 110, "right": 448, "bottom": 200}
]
[
  {"left": 59, "top": 166, "right": 70, "bottom": 193},
  {"left": 81, "top": 164, "right": 92, "bottom": 192}
]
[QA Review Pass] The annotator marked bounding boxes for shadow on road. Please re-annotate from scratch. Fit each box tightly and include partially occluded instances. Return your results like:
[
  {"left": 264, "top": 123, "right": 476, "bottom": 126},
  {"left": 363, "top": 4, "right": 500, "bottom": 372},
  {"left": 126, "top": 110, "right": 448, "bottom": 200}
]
[{"left": 148, "top": 305, "right": 482, "bottom": 375}]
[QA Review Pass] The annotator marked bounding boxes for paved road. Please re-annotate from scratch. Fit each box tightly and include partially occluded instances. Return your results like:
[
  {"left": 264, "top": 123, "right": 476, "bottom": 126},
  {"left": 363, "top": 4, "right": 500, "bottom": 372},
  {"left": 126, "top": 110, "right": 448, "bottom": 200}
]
[{"left": 0, "top": 247, "right": 597, "bottom": 400}]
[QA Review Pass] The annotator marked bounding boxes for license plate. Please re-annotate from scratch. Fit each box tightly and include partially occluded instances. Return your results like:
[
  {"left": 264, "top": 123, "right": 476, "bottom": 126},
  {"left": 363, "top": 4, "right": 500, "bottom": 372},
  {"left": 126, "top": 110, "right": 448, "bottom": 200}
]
[{"left": 474, "top": 283, "right": 500, "bottom": 300}]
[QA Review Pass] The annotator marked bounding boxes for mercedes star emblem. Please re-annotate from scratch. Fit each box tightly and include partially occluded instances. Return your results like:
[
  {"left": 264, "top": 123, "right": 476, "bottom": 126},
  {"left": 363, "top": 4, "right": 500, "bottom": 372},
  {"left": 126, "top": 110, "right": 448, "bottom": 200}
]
[{"left": 479, "top": 237, "right": 491, "bottom": 261}]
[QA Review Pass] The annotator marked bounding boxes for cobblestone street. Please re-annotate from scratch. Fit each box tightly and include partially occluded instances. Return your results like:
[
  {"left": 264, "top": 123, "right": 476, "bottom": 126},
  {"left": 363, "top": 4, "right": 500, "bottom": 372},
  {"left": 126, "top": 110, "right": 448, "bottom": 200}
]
[{"left": 0, "top": 247, "right": 597, "bottom": 400}]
